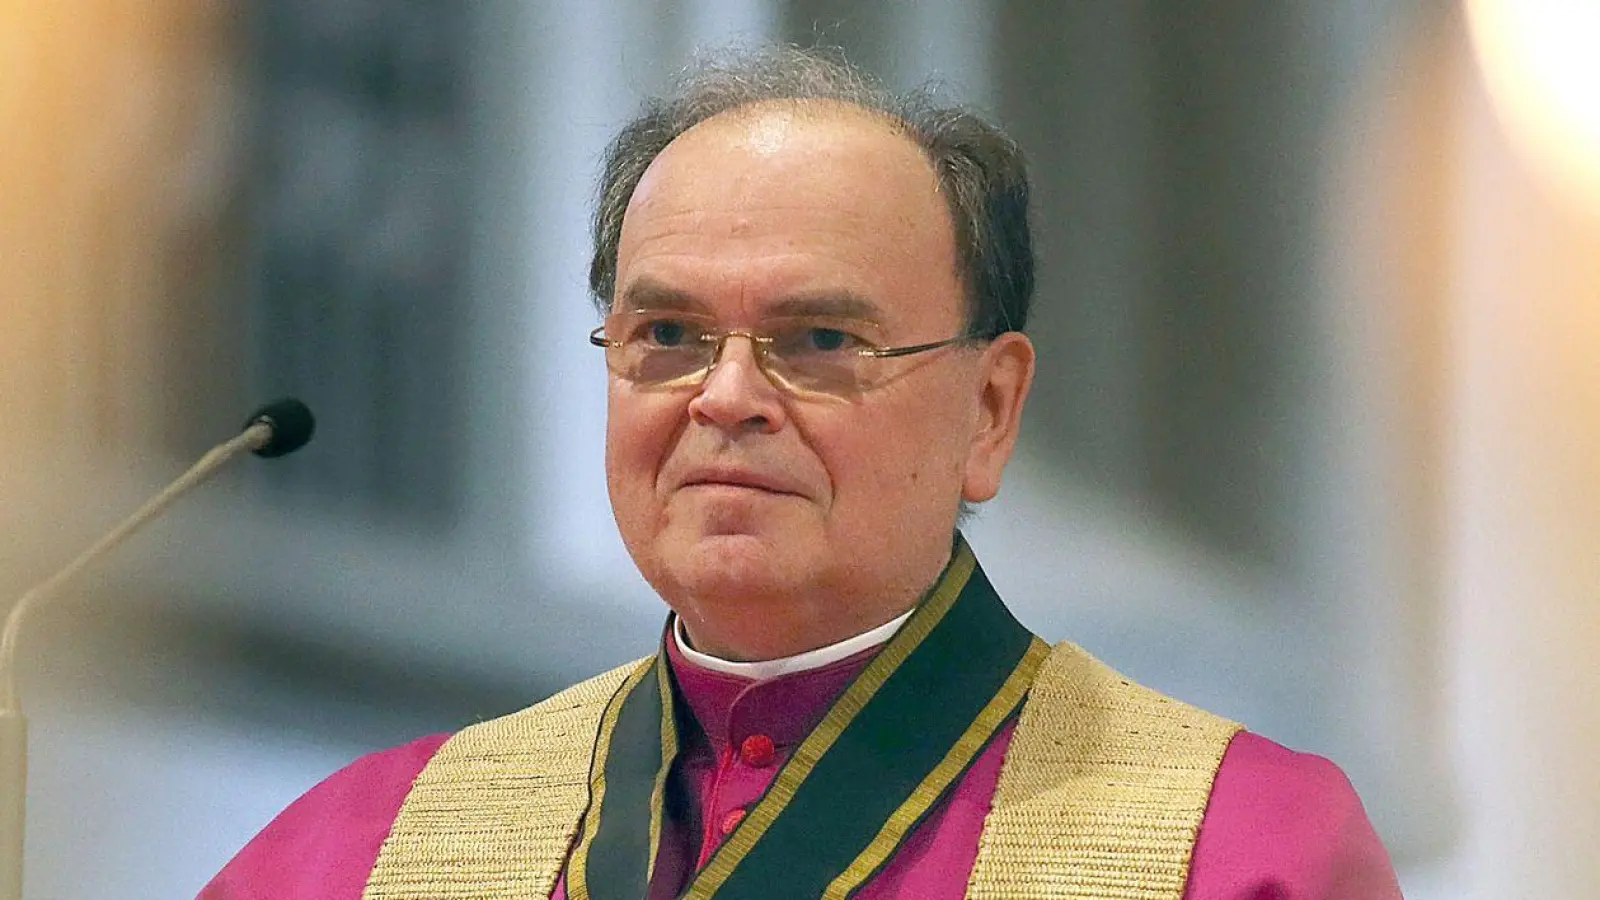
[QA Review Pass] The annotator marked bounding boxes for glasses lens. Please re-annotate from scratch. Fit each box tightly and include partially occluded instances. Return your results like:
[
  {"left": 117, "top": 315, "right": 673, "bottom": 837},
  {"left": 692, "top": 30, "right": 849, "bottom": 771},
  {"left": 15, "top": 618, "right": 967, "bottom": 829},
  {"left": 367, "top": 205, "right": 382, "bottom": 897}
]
[
  {"left": 611, "top": 313, "right": 715, "bottom": 385},
  {"left": 763, "top": 319, "right": 877, "bottom": 396}
]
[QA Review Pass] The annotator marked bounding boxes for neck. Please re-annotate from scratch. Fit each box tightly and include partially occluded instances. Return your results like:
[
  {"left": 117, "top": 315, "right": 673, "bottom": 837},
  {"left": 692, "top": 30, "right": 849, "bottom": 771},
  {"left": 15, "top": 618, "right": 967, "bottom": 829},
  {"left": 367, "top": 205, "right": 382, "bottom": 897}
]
[{"left": 664, "top": 537, "right": 959, "bottom": 661}]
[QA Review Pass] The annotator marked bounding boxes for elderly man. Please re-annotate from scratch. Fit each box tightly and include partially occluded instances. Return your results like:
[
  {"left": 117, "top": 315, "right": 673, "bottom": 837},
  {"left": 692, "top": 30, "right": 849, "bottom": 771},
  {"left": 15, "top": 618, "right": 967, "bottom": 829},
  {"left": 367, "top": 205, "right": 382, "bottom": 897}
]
[{"left": 201, "top": 47, "right": 1401, "bottom": 899}]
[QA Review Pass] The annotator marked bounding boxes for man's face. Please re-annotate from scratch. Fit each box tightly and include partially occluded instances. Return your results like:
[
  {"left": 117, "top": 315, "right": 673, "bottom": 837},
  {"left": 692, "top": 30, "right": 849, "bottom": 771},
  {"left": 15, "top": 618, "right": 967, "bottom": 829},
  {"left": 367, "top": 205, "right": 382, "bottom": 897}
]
[{"left": 604, "top": 102, "right": 1032, "bottom": 660}]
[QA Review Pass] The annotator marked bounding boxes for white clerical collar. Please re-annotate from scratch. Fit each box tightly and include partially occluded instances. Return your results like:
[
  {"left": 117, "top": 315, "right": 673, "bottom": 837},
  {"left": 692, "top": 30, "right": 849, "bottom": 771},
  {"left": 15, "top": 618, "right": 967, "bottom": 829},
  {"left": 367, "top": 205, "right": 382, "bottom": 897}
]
[{"left": 673, "top": 607, "right": 915, "bottom": 682}]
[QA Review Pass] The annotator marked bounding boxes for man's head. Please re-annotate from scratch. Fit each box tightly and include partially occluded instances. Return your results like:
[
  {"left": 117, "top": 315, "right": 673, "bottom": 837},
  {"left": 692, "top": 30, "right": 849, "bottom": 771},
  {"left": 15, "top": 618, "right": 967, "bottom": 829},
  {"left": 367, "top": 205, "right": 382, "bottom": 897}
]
[{"left": 591, "top": 47, "right": 1036, "bottom": 661}]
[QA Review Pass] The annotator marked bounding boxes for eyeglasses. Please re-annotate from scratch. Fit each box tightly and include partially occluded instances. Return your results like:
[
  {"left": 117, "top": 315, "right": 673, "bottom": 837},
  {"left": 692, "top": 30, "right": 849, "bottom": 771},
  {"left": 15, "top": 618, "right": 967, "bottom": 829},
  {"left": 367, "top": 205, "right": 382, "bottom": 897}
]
[{"left": 588, "top": 309, "right": 972, "bottom": 400}]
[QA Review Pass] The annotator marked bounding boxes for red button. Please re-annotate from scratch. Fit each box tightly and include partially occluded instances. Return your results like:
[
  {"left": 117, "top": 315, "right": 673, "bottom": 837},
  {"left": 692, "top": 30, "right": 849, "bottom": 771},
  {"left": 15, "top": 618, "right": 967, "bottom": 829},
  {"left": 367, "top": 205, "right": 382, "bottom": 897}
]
[
  {"left": 739, "top": 733, "right": 776, "bottom": 767},
  {"left": 719, "top": 807, "right": 747, "bottom": 835}
]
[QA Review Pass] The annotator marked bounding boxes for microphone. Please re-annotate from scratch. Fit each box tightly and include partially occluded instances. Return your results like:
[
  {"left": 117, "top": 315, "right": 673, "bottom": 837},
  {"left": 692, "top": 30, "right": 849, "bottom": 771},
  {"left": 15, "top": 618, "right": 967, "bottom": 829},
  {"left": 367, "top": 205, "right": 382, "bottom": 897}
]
[
  {"left": 246, "top": 397, "right": 315, "bottom": 459},
  {"left": 0, "top": 398, "right": 315, "bottom": 900}
]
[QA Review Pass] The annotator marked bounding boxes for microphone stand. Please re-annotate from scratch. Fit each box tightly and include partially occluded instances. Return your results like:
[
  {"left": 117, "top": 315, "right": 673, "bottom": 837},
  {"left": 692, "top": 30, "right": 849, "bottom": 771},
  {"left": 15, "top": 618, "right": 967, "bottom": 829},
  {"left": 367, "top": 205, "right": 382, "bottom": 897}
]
[
  {"left": 0, "top": 400, "right": 309, "bottom": 900},
  {"left": 0, "top": 712, "right": 21, "bottom": 900}
]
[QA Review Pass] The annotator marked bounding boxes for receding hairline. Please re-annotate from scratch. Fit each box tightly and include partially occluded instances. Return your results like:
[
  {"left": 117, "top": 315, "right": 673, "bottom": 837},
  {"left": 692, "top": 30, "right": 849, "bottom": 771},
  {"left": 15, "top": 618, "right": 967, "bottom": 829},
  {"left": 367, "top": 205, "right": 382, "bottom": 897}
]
[
  {"left": 678, "top": 95, "right": 911, "bottom": 131},
  {"left": 629, "top": 98, "right": 947, "bottom": 216},
  {"left": 655, "top": 97, "right": 929, "bottom": 170}
]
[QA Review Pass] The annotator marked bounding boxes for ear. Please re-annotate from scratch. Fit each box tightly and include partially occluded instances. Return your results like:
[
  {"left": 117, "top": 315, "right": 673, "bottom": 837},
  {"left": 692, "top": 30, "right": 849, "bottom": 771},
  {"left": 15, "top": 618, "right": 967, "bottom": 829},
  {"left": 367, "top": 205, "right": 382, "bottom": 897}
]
[{"left": 962, "top": 332, "right": 1035, "bottom": 503}]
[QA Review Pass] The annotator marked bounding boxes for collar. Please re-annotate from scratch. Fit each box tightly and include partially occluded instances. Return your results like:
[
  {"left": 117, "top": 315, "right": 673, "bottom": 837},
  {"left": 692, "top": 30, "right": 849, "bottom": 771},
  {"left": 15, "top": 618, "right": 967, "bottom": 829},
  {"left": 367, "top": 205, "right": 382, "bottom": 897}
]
[
  {"left": 666, "top": 623, "right": 890, "bottom": 751},
  {"left": 671, "top": 608, "right": 913, "bottom": 682}
]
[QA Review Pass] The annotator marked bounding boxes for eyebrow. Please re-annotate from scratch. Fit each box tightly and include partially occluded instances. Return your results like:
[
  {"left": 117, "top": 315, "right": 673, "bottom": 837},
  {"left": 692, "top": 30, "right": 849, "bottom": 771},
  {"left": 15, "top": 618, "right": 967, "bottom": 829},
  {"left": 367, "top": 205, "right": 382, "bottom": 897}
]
[
  {"left": 618, "top": 278, "right": 704, "bottom": 313},
  {"left": 619, "top": 277, "right": 885, "bottom": 322}
]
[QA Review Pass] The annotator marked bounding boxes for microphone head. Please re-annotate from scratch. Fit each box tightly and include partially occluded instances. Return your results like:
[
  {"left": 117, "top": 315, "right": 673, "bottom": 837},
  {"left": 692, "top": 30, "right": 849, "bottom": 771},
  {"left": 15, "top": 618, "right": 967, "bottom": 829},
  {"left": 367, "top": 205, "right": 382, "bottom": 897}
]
[{"left": 245, "top": 397, "right": 316, "bottom": 458}]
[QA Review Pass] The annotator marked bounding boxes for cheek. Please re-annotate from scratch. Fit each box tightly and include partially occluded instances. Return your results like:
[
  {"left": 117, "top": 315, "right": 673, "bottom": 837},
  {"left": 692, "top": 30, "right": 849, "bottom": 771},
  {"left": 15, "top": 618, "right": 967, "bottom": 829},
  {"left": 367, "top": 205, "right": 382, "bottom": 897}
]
[
  {"left": 605, "top": 388, "right": 679, "bottom": 510},
  {"left": 819, "top": 393, "right": 968, "bottom": 507},
  {"left": 902, "top": 386, "right": 977, "bottom": 487}
]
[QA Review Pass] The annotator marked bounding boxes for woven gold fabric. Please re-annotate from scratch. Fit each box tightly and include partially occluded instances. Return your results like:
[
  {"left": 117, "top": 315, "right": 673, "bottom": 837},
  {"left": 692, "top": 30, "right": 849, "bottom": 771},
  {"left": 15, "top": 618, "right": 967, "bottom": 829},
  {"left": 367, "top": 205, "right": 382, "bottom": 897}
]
[
  {"left": 364, "top": 643, "right": 1238, "bottom": 899},
  {"left": 362, "top": 659, "right": 645, "bottom": 900},
  {"left": 966, "top": 642, "right": 1241, "bottom": 900}
]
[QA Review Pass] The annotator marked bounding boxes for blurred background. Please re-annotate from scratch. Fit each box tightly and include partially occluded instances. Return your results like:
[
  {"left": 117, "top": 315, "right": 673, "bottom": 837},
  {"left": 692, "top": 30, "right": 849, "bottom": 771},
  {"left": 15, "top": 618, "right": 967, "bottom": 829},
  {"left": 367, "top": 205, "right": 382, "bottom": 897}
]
[{"left": 3, "top": 1, "right": 1597, "bottom": 896}]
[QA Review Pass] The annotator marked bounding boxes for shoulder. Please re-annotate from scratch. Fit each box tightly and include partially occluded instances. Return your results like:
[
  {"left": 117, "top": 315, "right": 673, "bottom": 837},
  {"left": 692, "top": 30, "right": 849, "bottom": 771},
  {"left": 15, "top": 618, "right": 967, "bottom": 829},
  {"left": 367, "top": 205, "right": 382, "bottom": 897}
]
[
  {"left": 199, "top": 658, "right": 649, "bottom": 900},
  {"left": 1184, "top": 732, "right": 1403, "bottom": 900},
  {"left": 510, "top": 657, "right": 645, "bottom": 717},
  {"left": 439, "top": 657, "right": 647, "bottom": 753},
  {"left": 198, "top": 733, "right": 451, "bottom": 900},
  {"left": 1209, "top": 732, "right": 1371, "bottom": 826},
  {"left": 1026, "top": 640, "right": 1240, "bottom": 739},
  {"left": 973, "top": 643, "right": 1242, "bottom": 897},
  {"left": 297, "top": 733, "right": 455, "bottom": 811},
  {"left": 1003, "top": 645, "right": 1401, "bottom": 898}
]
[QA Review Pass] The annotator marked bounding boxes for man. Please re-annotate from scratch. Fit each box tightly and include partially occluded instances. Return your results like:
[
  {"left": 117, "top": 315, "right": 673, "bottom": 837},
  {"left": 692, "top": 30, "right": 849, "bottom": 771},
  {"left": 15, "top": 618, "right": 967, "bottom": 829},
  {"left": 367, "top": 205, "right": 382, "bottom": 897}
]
[{"left": 201, "top": 46, "right": 1402, "bottom": 899}]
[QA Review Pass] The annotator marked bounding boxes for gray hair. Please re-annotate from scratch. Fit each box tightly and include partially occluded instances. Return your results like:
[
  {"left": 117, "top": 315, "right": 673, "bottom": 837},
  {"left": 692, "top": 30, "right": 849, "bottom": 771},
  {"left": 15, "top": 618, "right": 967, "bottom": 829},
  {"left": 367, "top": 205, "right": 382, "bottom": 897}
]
[{"left": 588, "top": 44, "right": 1034, "bottom": 339}]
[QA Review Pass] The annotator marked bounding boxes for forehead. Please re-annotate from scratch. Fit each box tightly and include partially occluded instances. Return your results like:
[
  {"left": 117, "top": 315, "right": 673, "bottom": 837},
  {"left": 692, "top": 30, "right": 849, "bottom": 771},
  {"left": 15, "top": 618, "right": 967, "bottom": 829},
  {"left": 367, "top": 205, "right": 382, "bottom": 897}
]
[{"left": 613, "top": 102, "right": 962, "bottom": 325}]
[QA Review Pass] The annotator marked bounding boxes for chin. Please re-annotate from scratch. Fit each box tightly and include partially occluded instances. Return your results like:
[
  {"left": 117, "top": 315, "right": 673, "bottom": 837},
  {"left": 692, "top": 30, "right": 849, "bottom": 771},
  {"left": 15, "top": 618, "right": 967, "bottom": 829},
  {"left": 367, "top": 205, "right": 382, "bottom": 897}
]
[{"left": 663, "top": 531, "right": 808, "bottom": 603}]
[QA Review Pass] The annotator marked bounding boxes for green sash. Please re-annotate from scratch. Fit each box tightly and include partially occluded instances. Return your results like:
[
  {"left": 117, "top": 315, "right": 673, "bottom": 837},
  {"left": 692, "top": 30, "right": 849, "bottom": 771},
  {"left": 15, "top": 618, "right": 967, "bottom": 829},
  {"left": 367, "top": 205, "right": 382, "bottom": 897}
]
[{"left": 565, "top": 537, "right": 1049, "bottom": 900}]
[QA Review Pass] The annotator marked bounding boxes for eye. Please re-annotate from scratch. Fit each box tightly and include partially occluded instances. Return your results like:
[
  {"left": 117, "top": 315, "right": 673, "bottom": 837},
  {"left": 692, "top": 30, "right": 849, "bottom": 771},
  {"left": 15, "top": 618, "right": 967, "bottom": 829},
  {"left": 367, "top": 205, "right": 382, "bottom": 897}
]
[
  {"left": 774, "top": 320, "right": 875, "bottom": 357},
  {"left": 628, "top": 315, "right": 705, "bottom": 349},
  {"left": 649, "top": 319, "right": 687, "bottom": 347},
  {"left": 806, "top": 327, "right": 851, "bottom": 352}
]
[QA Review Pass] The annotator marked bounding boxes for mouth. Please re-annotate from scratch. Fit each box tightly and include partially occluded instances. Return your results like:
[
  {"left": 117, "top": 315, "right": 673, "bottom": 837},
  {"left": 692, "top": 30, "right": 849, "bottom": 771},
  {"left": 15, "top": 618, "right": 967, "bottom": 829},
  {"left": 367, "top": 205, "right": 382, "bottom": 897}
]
[{"left": 680, "top": 469, "right": 800, "bottom": 496}]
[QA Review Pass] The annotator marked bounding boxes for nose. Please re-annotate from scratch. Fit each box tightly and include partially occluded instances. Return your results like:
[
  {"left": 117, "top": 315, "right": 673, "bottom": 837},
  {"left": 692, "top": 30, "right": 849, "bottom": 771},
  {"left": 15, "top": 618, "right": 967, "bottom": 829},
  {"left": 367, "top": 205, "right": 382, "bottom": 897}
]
[{"left": 686, "top": 335, "right": 788, "bottom": 434}]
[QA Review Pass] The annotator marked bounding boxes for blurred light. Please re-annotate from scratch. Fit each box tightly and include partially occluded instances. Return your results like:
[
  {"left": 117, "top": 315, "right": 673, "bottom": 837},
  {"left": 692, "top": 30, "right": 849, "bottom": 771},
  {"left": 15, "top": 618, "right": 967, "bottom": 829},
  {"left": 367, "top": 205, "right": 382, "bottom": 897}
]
[{"left": 1466, "top": 0, "right": 1600, "bottom": 212}]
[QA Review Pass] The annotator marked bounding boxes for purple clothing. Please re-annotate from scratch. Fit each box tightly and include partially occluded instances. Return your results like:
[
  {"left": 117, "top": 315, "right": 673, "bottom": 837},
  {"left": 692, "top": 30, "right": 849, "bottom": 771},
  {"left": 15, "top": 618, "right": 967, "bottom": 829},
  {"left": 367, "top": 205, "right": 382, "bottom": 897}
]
[
  {"left": 629, "top": 640, "right": 1013, "bottom": 899},
  {"left": 200, "top": 646, "right": 1402, "bottom": 899},
  {"left": 198, "top": 733, "right": 451, "bottom": 900}
]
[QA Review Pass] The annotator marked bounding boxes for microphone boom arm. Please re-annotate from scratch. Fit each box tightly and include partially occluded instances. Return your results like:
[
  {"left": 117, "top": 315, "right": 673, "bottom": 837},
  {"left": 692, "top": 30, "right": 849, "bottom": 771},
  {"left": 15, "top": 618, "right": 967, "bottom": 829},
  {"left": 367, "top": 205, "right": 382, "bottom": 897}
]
[
  {"left": 0, "top": 408, "right": 289, "bottom": 900},
  {"left": 0, "top": 421, "right": 270, "bottom": 714}
]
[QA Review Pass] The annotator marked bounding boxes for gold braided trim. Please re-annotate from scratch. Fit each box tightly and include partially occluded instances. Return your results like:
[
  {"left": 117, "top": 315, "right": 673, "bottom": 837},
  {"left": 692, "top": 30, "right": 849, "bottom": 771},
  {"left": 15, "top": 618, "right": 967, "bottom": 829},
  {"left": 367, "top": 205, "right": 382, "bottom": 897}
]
[
  {"left": 646, "top": 657, "right": 678, "bottom": 884},
  {"left": 822, "top": 637, "right": 1053, "bottom": 900},
  {"left": 362, "top": 659, "right": 645, "bottom": 900},
  {"left": 564, "top": 658, "right": 656, "bottom": 900},
  {"left": 965, "top": 642, "right": 1242, "bottom": 900}
]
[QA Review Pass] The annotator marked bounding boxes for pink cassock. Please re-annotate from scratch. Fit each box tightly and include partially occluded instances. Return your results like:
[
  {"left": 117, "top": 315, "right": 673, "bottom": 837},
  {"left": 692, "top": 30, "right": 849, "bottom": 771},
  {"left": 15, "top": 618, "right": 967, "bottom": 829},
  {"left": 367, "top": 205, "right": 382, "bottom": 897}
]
[{"left": 199, "top": 640, "right": 1402, "bottom": 899}]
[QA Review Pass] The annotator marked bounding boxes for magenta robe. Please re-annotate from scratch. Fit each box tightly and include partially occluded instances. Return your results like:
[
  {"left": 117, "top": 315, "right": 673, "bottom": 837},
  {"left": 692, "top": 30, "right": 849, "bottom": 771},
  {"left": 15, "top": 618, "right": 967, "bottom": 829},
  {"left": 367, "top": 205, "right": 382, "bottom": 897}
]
[{"left": 199, "top": 642, "right": 1402, "bottom": 899}]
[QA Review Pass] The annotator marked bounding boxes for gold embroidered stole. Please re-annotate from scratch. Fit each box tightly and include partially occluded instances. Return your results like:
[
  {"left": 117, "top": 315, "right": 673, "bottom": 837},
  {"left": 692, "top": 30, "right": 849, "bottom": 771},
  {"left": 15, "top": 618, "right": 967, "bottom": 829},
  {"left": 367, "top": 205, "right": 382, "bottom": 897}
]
[
  {"left": 364, "top": 641, "right": 1237, "bottom": 899},
  {"left": 363, "top": 661, "right": 639, "bottom": 900},
  {"left": 965, "top": 643, "right": 1241, "bottom": 899}
]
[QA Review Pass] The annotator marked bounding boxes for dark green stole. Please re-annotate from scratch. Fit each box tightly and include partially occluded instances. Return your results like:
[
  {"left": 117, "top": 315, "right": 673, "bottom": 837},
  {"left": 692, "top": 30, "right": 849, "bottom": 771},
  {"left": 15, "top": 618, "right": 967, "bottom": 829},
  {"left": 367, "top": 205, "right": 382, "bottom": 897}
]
[{"left": 564, "top": 536, "right": 1049, "bottom": 900}]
